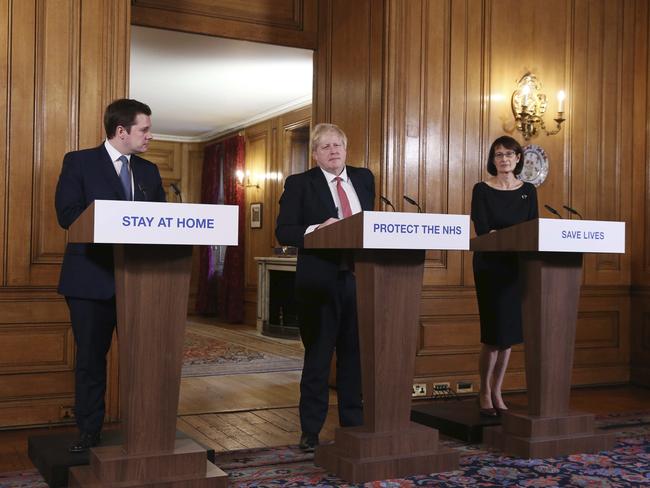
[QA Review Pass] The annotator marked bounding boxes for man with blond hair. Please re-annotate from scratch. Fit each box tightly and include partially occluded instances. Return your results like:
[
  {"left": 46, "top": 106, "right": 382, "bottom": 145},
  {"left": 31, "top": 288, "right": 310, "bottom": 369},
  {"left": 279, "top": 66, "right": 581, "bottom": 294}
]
[{"left": 276, "top": 123, "right": 375, "bottom": 451}]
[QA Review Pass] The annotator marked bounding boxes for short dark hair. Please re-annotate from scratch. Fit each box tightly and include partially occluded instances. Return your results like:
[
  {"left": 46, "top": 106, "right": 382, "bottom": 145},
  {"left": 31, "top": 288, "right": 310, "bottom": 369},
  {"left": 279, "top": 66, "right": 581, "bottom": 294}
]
[
  {"left": 486, "top": 135, "right": 524, "bottom": 176},
  {"left": 104, "top": 99, "right": 152, "bottom": 138}
]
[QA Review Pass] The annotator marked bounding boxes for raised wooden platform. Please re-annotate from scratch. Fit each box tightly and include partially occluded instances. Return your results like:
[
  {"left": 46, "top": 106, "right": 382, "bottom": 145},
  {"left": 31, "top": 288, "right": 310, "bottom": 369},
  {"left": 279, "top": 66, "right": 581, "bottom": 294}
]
[
  {"left": 410, "top": 398, "right": 502, "bottom": 442},
  {"left": 314, "top": 422, "right": 459, "bottom": 483},
  {"left": 483, "top": 410, "right": 616, "bottom": 458},
  {"left": 69, "top": 439, "right": 226, "bottom": 488},
  {"left": 28, "top": 430, "right": 215, "bottom": 488}
]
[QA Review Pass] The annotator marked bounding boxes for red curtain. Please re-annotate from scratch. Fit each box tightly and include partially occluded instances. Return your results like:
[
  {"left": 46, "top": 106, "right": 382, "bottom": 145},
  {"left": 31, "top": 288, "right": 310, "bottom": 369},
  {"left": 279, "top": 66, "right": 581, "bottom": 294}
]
[
  {"left": 217, "top": 136, "right": 245, "bottom": 322},
  {"left": 195, "top": 135, "right": 245, "bottom": 322},
  {"left": 195, "top": 143, "right": 222, "bottom": 314}
]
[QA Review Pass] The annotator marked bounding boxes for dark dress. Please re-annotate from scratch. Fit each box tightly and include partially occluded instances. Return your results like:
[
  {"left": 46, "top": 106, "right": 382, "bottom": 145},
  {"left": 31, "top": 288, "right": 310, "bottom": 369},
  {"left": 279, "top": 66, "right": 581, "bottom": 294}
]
[{"left": 471, "top": 181, "right": 539, "bottom": 347}]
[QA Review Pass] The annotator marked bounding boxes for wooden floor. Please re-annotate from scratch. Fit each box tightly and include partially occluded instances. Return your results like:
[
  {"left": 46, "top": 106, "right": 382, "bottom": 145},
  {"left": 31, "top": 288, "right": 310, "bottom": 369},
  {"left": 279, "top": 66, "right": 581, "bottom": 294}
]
[
  {"left": 1, "top": 320, "right": 649, "bottom": 473},
  {"left": 178, "top": 321, "right": 316, "bottom": 416},
  {"left": 2, "top": 385, "right": 649, "bottom": 473},
  {"left": 177, "top": 407, "right": 340, "bottom": 453}
]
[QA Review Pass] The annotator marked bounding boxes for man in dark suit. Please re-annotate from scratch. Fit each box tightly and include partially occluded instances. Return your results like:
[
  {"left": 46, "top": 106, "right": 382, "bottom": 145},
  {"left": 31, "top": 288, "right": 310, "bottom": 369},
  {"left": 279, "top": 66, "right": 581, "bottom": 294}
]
[
  {"left": 275, "top": 123, "right": 375, "bottom": 451},
  {"left": 55, "top": 98, "right": 166, "bottom": 453}
]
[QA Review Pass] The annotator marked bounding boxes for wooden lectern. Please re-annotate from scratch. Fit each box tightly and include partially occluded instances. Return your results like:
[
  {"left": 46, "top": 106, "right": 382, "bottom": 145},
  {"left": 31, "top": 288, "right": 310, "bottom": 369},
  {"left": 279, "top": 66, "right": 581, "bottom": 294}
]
[
  {"left": 304, "top": 211, "right": 467, "bottom": 483},
  {"left": 471, "top": 217, "right": 625, "bottom": 458},
  {"left": 65, "top": 201, "right": 238, "bottom": 488}
]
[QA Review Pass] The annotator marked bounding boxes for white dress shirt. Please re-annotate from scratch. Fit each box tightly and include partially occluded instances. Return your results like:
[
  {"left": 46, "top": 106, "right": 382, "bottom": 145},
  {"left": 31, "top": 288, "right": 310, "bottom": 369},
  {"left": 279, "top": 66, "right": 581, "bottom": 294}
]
[
  {"left": 305, "top": 166, "right": 362, "bottom": 235},
  {"left": 104, "top": 140, "right": 134, "bottom": 198}
]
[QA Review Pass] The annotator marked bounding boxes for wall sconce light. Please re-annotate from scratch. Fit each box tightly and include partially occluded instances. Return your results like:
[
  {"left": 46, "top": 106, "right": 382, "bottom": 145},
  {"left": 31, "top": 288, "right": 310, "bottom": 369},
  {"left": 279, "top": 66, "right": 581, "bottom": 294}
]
[
  {"left": 235, "top": 170, "right": 283, "bottom": 189},
  {"left": 235, "top": 170, "right": 259, "bottom": 189},
  {"left": 511, "top": 72, "right": 566, "bottom": 140}
]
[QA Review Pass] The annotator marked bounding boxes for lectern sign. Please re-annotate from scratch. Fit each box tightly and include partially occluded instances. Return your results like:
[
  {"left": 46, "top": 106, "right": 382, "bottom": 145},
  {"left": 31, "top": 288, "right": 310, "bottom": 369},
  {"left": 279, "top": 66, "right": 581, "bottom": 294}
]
[
  {"left": 66, "top": 200, "right": 234, "bottom": 487},
  {"left": 92, "top": 200, "right": 238, "bottom": 245},
  {"left": 538, "top": 218, "right": 625, "bottom": 253},
  {"left": 362, "top": 211, "right": 470, "bottom": 250}
]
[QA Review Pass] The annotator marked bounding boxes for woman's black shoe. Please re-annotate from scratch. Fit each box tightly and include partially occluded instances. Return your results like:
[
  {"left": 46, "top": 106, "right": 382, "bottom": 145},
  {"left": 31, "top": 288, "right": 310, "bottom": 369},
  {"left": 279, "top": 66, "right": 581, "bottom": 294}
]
[{"left": 477, "top": 397, "right": 497, "bottom": 417}]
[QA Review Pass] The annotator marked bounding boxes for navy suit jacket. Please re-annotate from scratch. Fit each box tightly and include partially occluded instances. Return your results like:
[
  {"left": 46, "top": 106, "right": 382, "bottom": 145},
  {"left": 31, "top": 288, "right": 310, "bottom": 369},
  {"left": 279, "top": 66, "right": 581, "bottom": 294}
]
[
  {"left": 275, "top": 165, "right": 375, "bottom": 303},
  {"left": 55, "top": 144, "right": 166, "bottom": 299}
]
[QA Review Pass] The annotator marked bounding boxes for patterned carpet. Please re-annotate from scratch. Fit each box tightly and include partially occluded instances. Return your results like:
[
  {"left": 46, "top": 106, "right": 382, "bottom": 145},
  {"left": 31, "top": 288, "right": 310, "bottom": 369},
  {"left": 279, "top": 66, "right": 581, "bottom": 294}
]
[
  {"left": 181, "top": 324, "right": 303, "bottom": 377},
  {"left": 3, "top": 412, "right": 649, "bottom": 488},
  {"left": 222, "top": 437, "right": 650, "bottom": 487}
]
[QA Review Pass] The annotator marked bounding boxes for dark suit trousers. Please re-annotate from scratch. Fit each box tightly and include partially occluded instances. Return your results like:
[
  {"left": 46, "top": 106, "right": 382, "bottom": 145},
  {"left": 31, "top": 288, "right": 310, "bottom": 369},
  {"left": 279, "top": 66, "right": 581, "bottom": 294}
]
[
  {"left": 299, "top": 271, "right": 363, "bottom": 435},
  {"left": 66, "top": 296, "right": 116, "bottom": 434}
]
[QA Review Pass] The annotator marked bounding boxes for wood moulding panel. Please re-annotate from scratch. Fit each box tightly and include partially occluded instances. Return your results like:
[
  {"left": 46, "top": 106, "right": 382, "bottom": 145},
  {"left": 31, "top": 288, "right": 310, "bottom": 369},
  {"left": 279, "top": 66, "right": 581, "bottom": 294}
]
[
  {"left": 415, "top": 348, "right": 525, "bottom": 378},
  {"left": 314, "top": 0, "right": 382, "bottom": 179},
  {"left": 419, "top": 316, "right": 480, "bottom": 354},
  {"left": 0, "top": 324, "right": 74, "bottom": 373},
  {"left": 570, "top": 0, "right": 632, "bottom": 286},
  {"left": 244, "top": 125, "right": 270, "bottom": 284},
  {"left": 32, "top": 0, "right": 80, "bottom": 267},
  {"left": 0, "top": 397, "right": 75, "bottom": 429},
  {"left": 131, "top": 0, "right": 317, "bottom": 49},
  {"left": 631, "top": 289, "right": 650, "bottom": 386},
  {"left": 0, "top": 292, "right": 69, "bottom": 324},
  {"left": 145, "top": 140, "right": 182, "bottom": 179},
  {"left": 0, "top": 370, "right": 74, "bottom": 400},
  {"left": 572, "top": 365, "right": 629, "bottom": 386},
  {"left": 644, "top": 311, "right": 650, "bottom": 352},
  {"left": 7, "top": 0, "right": 37, "bottom": 286},
  {"left": 575, "top": 311, "right": 619, "bottom": 349},
  {"left": 414, "top": 288, "right": 629, "bottom": 389}
]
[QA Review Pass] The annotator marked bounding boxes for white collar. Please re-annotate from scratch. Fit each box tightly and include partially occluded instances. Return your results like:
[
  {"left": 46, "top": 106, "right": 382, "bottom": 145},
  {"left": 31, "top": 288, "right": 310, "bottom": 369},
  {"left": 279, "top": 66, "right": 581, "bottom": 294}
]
[
  {"left": 320, "top": 166, "right": 348, "bottom": 183},
  {"left": 104, "top": 140, "right": 130, "bottom": 163}
]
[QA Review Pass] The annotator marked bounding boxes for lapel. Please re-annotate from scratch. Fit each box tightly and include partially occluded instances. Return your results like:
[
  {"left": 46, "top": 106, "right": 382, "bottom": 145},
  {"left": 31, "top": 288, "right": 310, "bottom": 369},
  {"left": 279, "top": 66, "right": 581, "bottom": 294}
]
[
  {"left": 348, "top": 166, "right": 372, "bottom": 210},
  {"left": 130, "top": 156, "right": 145, "bottom": 201},
  {"left": 97, "top": 145, "right": 128, "bottom": 200},
  {"left": 308, "top": 167, "right": 338, "bottom": 218}
]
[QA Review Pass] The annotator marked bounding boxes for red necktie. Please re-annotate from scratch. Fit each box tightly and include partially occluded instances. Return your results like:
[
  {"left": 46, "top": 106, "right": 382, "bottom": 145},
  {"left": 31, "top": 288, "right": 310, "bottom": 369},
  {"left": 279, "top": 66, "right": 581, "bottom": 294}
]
[{"left": 335, "top": 177, "right": 352, "bottom": 218}]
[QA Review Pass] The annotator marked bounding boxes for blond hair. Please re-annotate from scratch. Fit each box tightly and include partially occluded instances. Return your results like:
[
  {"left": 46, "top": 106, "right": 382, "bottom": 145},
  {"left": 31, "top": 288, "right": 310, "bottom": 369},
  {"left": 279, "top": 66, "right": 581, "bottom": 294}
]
[{"left": 310, "top": 123, "right": 348, "bottom": 151}]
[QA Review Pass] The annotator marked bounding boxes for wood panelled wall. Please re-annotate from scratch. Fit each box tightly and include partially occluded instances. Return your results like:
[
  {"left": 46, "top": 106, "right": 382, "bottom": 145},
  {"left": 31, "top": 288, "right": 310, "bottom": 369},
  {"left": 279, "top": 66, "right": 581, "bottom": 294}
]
[
  {"left": 0, "top": 0, "right": 130, "bottom": 428},
  {"left": 132, "top": 0, "right": 317, "bottom": 49},
  {"left": 1, "top": 0, "right": 648, "bottom": 430},
  {"left": 630, "top": 0, "right": 650, "bottom": 386},
  {"left": 315, "top": 0, "right": 649, "bottom": 393},
  {"left": 0, "top": 0, "right": 319, "bottom": 429}
]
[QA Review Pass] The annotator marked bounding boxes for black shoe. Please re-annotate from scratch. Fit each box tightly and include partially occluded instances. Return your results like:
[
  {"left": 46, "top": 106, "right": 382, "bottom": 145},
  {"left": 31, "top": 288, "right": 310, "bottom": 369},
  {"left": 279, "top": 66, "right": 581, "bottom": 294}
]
[
  {"left": 479, "top": 407, "right": 498, "bottom": 417},
  {"left": 298, "top": 432, "right": 319, "bottom": 452},
  {"left": 68, "top": 431, "right": 101, "bottom": 453},
  {"left": 477, "top": 397, "right": 497, "bottom": 417}
]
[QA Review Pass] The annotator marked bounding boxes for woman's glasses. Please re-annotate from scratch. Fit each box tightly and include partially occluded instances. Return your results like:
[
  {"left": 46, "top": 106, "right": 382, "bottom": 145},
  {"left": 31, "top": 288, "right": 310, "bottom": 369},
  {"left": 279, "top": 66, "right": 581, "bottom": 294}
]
[{"left": 494, "top": 151, "right": 516, "bottom": 159}]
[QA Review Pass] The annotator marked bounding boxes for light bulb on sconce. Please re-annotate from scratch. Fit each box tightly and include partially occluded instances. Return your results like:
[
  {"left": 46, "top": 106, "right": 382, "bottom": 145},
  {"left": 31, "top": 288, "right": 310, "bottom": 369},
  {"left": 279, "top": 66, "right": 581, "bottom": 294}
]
[
  {"left": 557, "top": 90, "right": 565, "bottom": 114},
  {"left": 235, "top": 169, "right": 259, "bottom": 189},
  {"left": 511, "top": 72, "right": 567, "bottom": 140},
  {"left": 521, "top": 84, "right": 530, "bottom": 107},
  {"left": 235, "top": 170, "right": 284, "bottom": 188}
]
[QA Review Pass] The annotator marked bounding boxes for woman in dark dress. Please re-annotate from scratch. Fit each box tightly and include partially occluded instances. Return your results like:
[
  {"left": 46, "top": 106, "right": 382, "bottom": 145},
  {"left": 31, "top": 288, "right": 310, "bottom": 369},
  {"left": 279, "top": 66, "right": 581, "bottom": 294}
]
[{"left": 471, "top": 135, "right": 538, "bottom": 416}]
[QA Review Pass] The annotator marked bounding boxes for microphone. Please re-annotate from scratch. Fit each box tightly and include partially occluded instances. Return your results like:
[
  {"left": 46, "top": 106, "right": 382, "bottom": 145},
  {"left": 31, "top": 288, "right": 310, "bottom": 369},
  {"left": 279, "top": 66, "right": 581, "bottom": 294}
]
[
  {"left": 403, "top": 195, "right": 422, "bottom": 213},
  {"left": 563, "top": 205, "right": 583, "bottom": 219},
  {"left": 544, "top": 204, "right": 562, "bottom": 218},
  {"left": 380, "top": 195, "right": 396, "bottom": 211},
  {"left": 170, "top": 183, "right": 183, "bottom": 203},
  {"left": 138, "top": 183, "right": 148, "bottom": 201}
]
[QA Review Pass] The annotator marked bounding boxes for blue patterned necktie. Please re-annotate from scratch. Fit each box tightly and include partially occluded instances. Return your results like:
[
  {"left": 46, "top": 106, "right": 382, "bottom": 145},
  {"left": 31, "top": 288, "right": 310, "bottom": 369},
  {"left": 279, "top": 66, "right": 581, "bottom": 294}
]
[{"left": 118, "top": 155, "right": 132, "bottom": 201}]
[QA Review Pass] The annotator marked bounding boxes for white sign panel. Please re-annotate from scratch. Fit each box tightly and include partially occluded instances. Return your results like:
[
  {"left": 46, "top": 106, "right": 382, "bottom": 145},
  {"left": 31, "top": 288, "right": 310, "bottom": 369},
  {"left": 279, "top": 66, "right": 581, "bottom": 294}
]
[
  {"left": 362, "top": 211, "right": 470, "bottom": 250},
  {"left": 538, "top": 218, "right": 625, "bottom": 253},
  {"left": 92, "top": 200, "right": 238, "bottom": 245}
]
